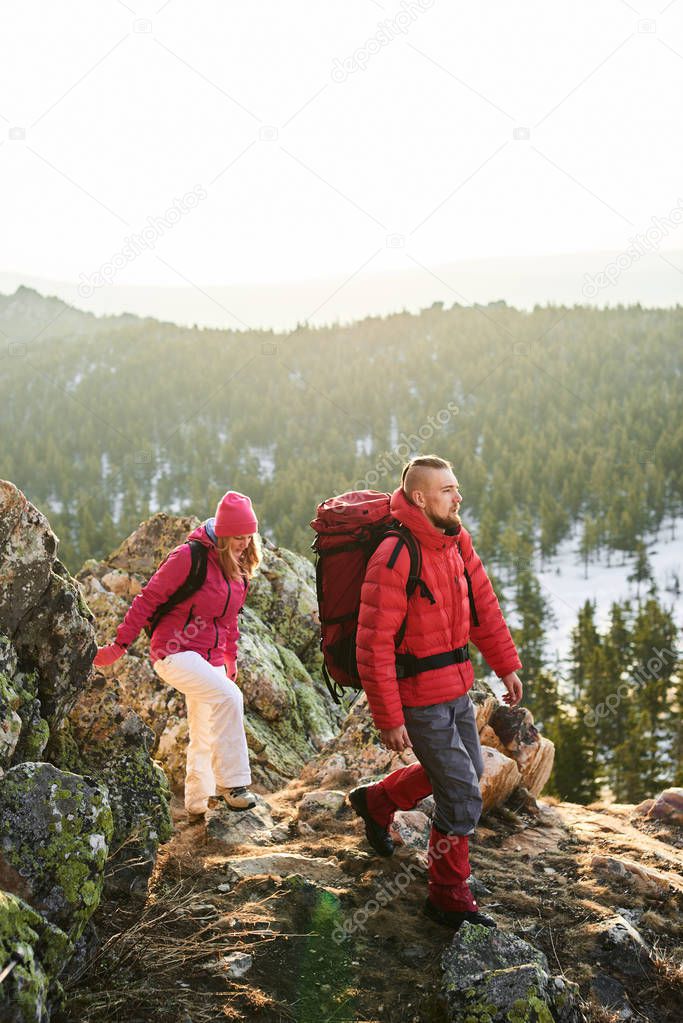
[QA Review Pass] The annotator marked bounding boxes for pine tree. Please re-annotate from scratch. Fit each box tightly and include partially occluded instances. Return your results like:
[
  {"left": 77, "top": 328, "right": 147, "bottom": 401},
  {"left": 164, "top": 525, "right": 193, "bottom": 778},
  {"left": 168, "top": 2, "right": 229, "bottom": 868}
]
[{"left": 545, "top": 706, "right": 599, "bottom": 803}]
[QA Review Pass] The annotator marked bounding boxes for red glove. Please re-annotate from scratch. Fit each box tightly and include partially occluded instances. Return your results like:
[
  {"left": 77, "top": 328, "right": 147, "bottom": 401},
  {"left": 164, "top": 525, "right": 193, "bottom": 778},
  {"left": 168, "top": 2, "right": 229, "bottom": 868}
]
[
  {"left": 93, "top": 642, "right": 126, "bottom": 667},
  {"left": 225, "top": 655, "right": 237, "bottom": 681}
]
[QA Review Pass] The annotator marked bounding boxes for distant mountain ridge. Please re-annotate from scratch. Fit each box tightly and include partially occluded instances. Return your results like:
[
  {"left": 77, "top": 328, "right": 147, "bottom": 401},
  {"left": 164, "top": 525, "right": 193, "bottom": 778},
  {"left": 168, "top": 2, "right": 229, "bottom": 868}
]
[
  {"left": 0, "top": 285, "right": 144, "bottom": 343},
  {"left": 2, "top": 244, "right": 682, "bottom": 332}
]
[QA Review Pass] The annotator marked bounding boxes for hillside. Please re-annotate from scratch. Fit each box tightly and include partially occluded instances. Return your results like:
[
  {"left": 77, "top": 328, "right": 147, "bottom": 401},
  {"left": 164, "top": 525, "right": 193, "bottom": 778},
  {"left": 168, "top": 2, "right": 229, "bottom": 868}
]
[
  {"left": 1, "top": 481, "right": 681, "bottom": 1023},
  {"left": 0, "top": 286, "right": 681, "bottom": 575},
  {"left": 59, "top": 776, "right": 683, "bottom": 1023}
]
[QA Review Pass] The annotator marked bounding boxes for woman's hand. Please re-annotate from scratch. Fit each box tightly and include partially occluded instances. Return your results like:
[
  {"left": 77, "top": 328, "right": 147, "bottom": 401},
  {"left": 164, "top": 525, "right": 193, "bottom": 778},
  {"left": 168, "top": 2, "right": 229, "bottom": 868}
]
[
  {"left": 225, "top": 655, "right": 237, "bottom": 683},
  {"left": 93, "top": 642, "right": 126, "bottom": 667}
]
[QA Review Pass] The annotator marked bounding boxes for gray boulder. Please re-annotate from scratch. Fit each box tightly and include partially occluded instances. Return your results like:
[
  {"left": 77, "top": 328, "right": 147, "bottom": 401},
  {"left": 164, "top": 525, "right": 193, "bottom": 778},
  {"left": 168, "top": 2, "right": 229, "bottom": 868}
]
[
  {"left": 0, "top": 762, "right": 113, "bottom": 942},
  {"left": 51, "top": 674, "right": 173, "bottom": 895},
  {"left": 441, "top": 923, "right": 584, "bottom": 1022},
  {"left": 0, "top": 890, "right": 72, "bottom": 1023}
]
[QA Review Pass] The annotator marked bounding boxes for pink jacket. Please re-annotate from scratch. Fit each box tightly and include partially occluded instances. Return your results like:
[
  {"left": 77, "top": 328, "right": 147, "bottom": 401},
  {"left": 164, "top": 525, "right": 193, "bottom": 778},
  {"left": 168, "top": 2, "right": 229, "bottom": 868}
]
[{"left": 115, "top": 521, "right": 248, "bottom": 667}]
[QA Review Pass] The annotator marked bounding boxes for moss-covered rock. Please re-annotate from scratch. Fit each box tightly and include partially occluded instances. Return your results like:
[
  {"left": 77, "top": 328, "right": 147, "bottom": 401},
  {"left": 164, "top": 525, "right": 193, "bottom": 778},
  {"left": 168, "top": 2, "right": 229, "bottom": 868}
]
[
  {"left": 0, "top": 890, "right": 72, "bottom": 1023},
  {"left": 0, "top": 483, "right": 96, "bottom": 733},
  {"left": 51, "top": 676, "right": 172, "bottom": 895},
  {"left": 440, "top": 924, "right": 583, "bottom": 1022},
  {"left": 0, "top": 762, "right": 113, "bottom": 942},
  {"left": 10, "top": 669, "right": 50, "bottom": 764},
  {"left": 0, "top": 633, "right": 50, "bottom": 771},
  {"left": 12, "top": 563, "right": 96, "bottom": 731},
  {"left": 0, "top": 669, "right": 23, "bottom": 767},
  {"left": 245, "top": 538, "right": 321, "bottom": 668}
]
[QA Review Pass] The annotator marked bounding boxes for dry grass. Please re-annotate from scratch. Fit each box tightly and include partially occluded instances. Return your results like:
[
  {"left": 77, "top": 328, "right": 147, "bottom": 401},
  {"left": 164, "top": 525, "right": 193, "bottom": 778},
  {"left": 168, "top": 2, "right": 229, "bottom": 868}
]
[{"left": 57, "top": 790, "right": 683, "bottom": 1023}]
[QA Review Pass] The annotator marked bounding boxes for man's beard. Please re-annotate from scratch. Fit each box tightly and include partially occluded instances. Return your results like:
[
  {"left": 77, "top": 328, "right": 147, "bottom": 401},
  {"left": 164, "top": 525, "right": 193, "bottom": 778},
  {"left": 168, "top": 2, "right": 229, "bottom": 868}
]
[{"left": 428, "top": 509, "right": 462, "bottom": 531}]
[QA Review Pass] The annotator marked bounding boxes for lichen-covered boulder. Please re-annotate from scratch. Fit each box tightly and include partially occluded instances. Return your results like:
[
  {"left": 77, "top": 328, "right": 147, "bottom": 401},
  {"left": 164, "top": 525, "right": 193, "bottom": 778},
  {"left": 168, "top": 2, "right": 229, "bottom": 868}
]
[
  {"left": 0, "top": 669, "right": 23, "bottom": 767},
  {"left": 0, "top": 762, "right": 113, "bottom": 941},
  {"left": 245, "top": 537, "right": 322, "bottom": 670},
  {"left": 13, "top": 563, "right": 96, "bottom": 732},
  {"left": 1, "top": 635, "right": 51, "bottom": 769},
  {"left": 0, "top": 481, "right": 56, "bottom": 633},
  {"left": 52, "top": 674, "right": 172, "bottom": 895},
  {"left": 441, "top": 923, "right": 583, "bottom": 1022},
  {"left": 239, "top": 607, "right": 337, "bottom": 785},
  {"left": 0, "top": 890, "right": 72, "bottom": 1023},
  {"left": 0, "top": 482, "right": 96, "bottom": 733}
]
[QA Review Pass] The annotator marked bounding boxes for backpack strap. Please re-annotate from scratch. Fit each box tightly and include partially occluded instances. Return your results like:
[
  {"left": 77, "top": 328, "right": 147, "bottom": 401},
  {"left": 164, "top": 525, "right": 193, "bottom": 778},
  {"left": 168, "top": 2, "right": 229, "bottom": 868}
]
[
  {"left": 146, "top": 540, "right": 209, "bottom": 637},
  {"left": 238, "top": 573, "right": 249, "bottom": 615},
  {"left": 383, "top": 525, "right": 435, "bottom": 649},
  {"left": 456, "top": 538, "right": 479, "bottom": 627}
]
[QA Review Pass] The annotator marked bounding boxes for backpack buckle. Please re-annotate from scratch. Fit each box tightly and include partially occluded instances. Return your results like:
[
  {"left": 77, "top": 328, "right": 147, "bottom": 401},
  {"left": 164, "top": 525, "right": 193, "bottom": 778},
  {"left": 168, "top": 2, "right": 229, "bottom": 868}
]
[{"left": 395, "top": 652, "right": 419, "bottom": 679}]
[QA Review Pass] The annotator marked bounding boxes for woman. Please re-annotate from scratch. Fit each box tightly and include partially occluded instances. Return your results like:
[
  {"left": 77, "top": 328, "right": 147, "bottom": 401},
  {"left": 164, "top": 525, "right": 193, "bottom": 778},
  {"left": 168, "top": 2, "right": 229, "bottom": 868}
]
[{"left": 93, "top": 490, "right": 262, "bottom": 821}]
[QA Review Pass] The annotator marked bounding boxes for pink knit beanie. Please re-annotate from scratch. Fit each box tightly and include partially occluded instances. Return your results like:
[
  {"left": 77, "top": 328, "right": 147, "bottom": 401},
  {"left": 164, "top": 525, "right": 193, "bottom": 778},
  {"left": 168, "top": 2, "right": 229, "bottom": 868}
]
[{"left": 214, "top": 491, "right": 258, "bottom": 537}]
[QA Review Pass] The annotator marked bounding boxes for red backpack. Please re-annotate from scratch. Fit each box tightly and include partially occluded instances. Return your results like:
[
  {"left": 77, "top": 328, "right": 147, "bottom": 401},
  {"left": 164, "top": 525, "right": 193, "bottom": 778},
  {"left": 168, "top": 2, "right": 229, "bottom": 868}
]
[{"left": 309, "top": 490, "right": 424, "bottom": 705}]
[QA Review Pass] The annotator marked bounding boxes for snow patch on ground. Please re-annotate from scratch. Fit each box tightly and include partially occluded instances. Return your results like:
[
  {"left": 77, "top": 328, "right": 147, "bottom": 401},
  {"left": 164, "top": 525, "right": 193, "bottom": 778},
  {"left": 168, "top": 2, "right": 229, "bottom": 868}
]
[{"left": 528, "top": 522, "right": 682, "bottom": 669}]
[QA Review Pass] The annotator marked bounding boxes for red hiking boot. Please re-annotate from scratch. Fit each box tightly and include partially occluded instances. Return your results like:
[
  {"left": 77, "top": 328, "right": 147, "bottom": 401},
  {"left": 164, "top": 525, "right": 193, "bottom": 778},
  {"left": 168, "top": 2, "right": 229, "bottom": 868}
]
[{"left": 424, "top": 824, "right": 497, "bottom": 931}]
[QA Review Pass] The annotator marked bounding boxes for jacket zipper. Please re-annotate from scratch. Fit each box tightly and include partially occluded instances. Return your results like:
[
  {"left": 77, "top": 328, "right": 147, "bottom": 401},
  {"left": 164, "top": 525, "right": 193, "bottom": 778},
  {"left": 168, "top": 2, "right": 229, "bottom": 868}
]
[
  {"left": 208, "top": 577, "right": 231, "bottom": 660},
  {"left": 183, "top": 605, "right": 194, "bottom": 631}
]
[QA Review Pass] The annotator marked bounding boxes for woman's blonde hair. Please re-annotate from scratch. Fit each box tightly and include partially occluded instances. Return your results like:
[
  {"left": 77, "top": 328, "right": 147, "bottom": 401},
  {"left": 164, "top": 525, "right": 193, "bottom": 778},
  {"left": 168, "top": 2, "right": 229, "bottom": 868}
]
[{"left": 215, "top": 532, "right": 262, "bottom": 582}]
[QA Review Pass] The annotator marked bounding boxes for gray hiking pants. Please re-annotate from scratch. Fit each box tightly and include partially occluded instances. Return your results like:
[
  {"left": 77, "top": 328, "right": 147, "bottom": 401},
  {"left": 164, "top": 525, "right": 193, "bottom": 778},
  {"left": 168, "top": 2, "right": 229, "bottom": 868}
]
[{"left": 403, "top": 693, "right": 484, "bottom": 836}]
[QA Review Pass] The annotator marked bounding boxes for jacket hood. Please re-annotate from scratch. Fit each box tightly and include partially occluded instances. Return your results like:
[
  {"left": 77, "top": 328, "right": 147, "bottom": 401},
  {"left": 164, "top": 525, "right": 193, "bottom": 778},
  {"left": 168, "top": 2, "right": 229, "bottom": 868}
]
[
  {"left": 186, "top": 519, "right": 218, "bottom": 548},
  {"left": 390, "top": 486, "right": 462, "bottom": 552}
]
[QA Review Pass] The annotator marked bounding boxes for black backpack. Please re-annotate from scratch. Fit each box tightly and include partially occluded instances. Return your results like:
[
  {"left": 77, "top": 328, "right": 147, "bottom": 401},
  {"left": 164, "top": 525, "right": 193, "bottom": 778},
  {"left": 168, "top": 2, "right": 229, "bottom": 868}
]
[{"left": 144, "top": 539, "right": 209, "bottom": 638}]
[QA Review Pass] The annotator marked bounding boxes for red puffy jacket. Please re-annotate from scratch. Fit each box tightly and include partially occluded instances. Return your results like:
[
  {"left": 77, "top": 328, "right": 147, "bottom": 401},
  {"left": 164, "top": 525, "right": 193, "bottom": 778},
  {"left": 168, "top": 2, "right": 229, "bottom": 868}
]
[
  {"left": 356, "top": 487, "right": 521, "bottom": 730},
  {"left": 115, "top": 521, "right": 247, "bottom": 667}
]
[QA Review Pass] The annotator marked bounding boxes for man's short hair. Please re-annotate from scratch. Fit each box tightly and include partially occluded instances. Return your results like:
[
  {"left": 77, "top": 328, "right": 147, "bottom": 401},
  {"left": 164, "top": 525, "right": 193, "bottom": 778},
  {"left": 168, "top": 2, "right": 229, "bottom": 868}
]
[{"left": 400, "top": 455, "right": 453, "bottom": 489}]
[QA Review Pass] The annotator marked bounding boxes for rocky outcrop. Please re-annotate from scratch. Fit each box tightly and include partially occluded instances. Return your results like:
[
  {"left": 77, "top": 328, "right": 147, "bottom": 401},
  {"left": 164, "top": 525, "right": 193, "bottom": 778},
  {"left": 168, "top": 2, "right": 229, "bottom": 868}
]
[
  {"left": 0, "top": 763, "right": 113, "bottom": 941},
  {"left": 441, "top": 923, "right": 584, "bottom": 1022},
  {"left": 0, "top": 481, "right": 174, "bottom": 1021},
  {"left": 480, "top": 703, "right": 555, "bottom": 798},
  {"left": 634, "top": 787, "right": 683, "bottom": 827},
  {"left": 0, "top": 482, "right": 95, "bottom": 732},
  {"left": 0, "top": 890, "right": 73, "bottom": 1023},
  {"left": 78, "top": 514, "right": 341, "bottom": 791},
  {"left": 51, "top": 675, "right": 173, "bottom": 894}
]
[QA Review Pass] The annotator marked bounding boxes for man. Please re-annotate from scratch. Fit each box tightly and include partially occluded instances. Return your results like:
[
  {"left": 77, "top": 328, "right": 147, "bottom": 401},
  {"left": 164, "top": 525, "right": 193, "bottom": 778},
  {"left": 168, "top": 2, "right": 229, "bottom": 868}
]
[{"left": 349, "top": 454, "right": 523, "bottom": 930}]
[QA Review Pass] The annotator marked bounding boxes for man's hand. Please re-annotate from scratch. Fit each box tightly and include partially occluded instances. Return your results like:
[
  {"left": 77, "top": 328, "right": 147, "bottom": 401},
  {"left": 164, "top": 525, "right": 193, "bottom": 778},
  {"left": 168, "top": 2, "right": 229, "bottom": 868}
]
[
  {"left": 379, "top": 725, "right": 413, "bottom": 752},
  {"left": 93, "top": 642, "right": 126, "bottom": 667},
  {"left": 501, "top": 672, "right": 523, "bottom": 707}
]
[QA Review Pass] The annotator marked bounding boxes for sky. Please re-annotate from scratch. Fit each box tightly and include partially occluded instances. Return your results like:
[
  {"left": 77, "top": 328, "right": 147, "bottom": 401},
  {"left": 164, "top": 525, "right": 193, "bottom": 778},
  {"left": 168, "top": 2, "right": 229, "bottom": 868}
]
[{"left": 2, "top": 0, "right": 683, "bottom": 328}]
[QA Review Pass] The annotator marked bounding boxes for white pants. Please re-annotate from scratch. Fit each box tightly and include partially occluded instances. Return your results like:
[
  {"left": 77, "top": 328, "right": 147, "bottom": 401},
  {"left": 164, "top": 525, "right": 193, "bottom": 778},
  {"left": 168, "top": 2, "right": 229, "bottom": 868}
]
[{"left": 153, "top": 650, "right": 252, "bottom": 814}]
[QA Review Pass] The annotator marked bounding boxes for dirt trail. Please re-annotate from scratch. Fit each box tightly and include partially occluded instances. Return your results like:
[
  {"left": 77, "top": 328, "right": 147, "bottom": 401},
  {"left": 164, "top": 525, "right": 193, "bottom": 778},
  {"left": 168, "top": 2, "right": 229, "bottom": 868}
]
[{"left": 58, "top": 794, "right": 683, "bottom": 1023}]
